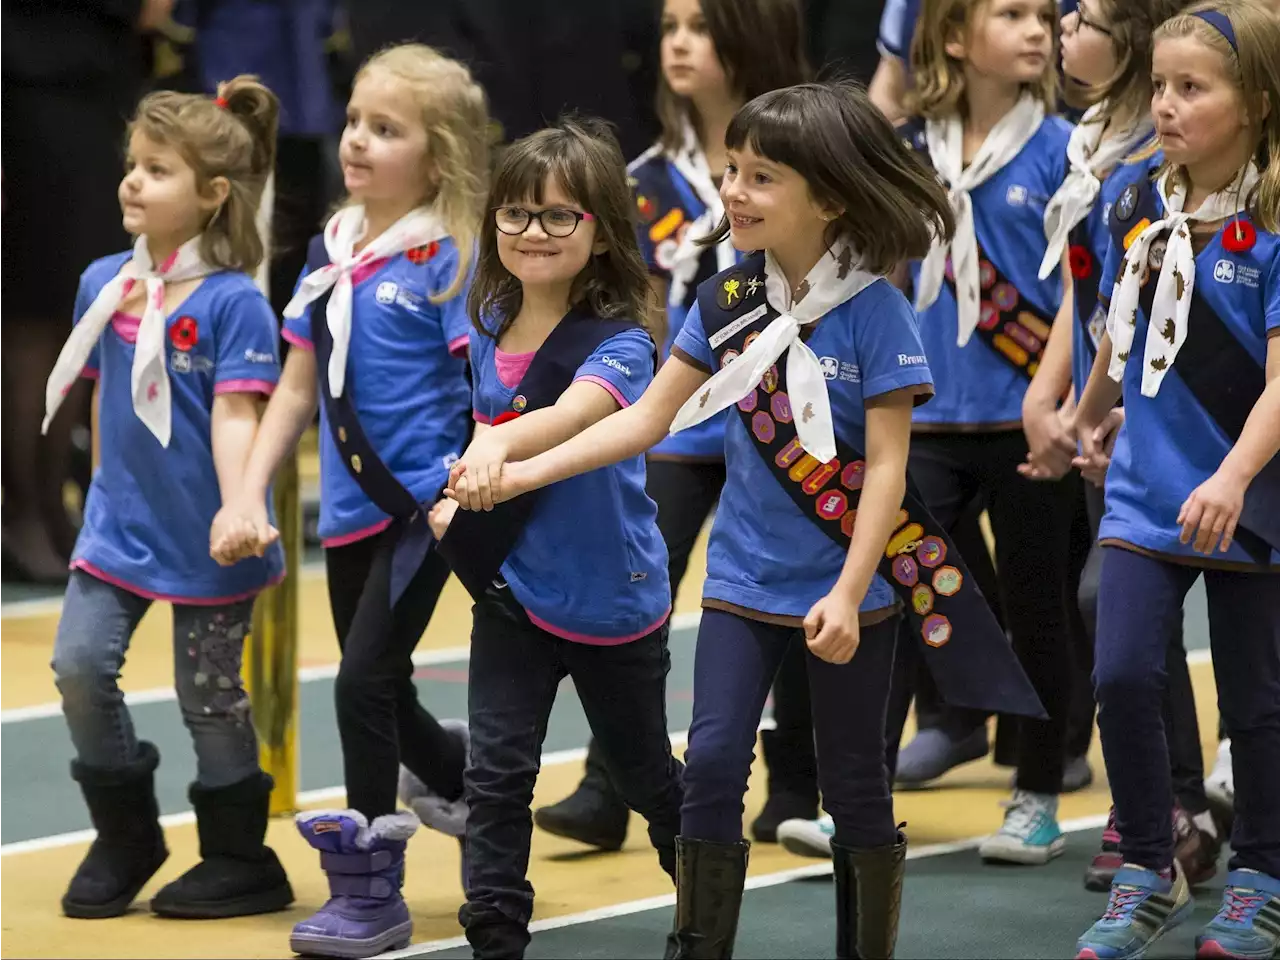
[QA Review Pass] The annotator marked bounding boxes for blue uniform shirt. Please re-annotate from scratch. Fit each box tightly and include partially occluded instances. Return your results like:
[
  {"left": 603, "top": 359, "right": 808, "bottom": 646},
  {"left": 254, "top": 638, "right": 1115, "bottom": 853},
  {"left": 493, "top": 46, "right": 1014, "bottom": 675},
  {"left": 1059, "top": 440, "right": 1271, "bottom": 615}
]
[
  {"left": 673, "top": 280, "right": 935, "bottom": 618},
  {"left": 470, "top": 321, "right": 672, "bottom": 641},
  {"left": 908, "top": 116, "right": 1072, "bottom": 427},
  {"left": 283, "top": 238, "right": 473, "bottom": 544},
  {"left": 1098, "top": 202, "right": 1280, "bottom": 565},
  {"left": 73, "top": 253, "right": 284, "bottom": 602},
  {"left": 629, "top": 146, "right": 730, "bottom": 460}
]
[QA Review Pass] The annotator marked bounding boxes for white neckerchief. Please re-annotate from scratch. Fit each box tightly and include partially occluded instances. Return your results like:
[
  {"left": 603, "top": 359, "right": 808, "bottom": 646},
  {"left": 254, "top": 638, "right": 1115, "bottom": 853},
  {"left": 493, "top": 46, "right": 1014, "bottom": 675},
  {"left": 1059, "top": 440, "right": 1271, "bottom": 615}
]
[
  {"left": 1038, "top": 104, "right": 1154, "bottom": 279},
  {"left": 670, "top": 238, "right": 880, "bottom": 464},
  {"left": 1106, "top": 163, "right": 1259, "bottom": 397},
  {"left": 284, "top": 204, "right": 449, "bottom": 397},
  {"left": 42, "top": 236, "right": 216, "bottom": 447},
  {"left": 915, "top": 94, "right": 1045, "bottom": 345},
  {"left": 665, "top": 117, "right": 736, "bottom": 308}
]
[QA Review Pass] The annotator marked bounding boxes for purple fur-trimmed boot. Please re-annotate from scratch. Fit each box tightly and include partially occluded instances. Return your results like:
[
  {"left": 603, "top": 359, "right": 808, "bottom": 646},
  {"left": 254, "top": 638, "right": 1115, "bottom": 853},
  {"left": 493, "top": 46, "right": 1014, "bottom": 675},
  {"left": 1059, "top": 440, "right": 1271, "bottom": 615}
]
[{"left": 289, "top": 809, "right": 418, "bottom": 959}]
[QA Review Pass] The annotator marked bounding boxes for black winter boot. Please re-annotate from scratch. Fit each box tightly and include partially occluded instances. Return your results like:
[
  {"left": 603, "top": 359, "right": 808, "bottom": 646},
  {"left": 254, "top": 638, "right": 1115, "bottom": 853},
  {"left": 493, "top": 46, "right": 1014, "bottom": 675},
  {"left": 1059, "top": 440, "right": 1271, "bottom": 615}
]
[
  {"left": 832, "top": 830, "right": 907, "bottom": 959},
  {"left": 750, "top": 728, "right": 820, "bottom": 843},
  {"left": 151, "top": 771, "right": 294, "bottom": 918},
  {"left": 533, "top": 738, "right": 629, "bottom": 850},
  {"left": 62, "top": 741, "right": 169, "bottom": 918},
  {"left": 664, "top": 837, "right": 750, "bottom": 959}
]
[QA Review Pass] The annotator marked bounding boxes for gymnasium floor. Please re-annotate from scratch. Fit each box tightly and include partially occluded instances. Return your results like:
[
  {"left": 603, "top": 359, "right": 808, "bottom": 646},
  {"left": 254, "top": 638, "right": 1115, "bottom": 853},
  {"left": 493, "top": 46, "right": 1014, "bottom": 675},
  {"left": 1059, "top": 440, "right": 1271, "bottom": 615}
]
[{"left": 1, "top": 528, "right": 1226, "bottom": 959}]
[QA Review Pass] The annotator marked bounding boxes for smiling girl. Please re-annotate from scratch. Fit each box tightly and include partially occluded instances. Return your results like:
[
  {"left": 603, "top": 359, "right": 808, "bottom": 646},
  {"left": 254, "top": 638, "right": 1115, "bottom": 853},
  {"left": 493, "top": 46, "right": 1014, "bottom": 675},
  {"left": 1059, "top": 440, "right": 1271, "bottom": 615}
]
[
  {"left": 42, "top": 76, "right": 291, "bottom": 923},
  {"left": 210, "top": 44, "right": 490, "bottom": 959}
]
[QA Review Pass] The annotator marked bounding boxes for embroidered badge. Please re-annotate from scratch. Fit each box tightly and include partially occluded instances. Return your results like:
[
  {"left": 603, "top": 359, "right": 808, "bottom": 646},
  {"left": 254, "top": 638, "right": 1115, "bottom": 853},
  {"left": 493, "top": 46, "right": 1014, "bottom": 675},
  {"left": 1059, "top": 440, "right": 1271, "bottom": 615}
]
[
  {"left": 922, "top": 613, "right": 953, "bottom": 648},
  {"left": 717, "top": 274, "right": 744, "bottom": 309},
  {"left": 170, "top": 316, "right": 199, "bottom": 351},
  {"left": 761, "top": 364, "right": 779, "bottom": 393},
  {"left": 912, "top": 584, "right": 935, "bottom": 615},
  {"left": 770, "top": 391, "right": 792, "bottom": 423},
  {"left": 649, "top": 208, "right": 684, "bottom": 243},
  {"left": 801, "top": 459, "right": 840, "bottom": 495},
  {"left": 1115, "top": 183, "right": 1139, "bottom": 222},
  {"left": 775, "top": 437, "right": 805, "bottom": 468},
  {"left": 840, "top": 461, "right": 866, "bottom": 490},
  {"left": 815, "top": 489, "right": 847, "bottom": 520},
  {"left": 720, "top": 348, "right": 740, "bottom": 370},
  {"left": 840, "top": 510, "right": 857, "bottom": 538},
  {"left": 932, "top": 565, "right": 963, "bottom": 597},
  {"left": 654, "top": 238, "right": 679, "bottom": 271},
  {"left": 738, "top": 390, "right": 758, "bottom": 413},
  {"left": 1123, "top": 218, "right": 1151, "bottom": 250},
  {"left": 636, "top": 194, "right": 656, "bottom": 222},
  {"left": 746, "top": 275, "right": 763, "bottom": 297},
  {"left": 886, "top": 523, "right": 925, "bottom": 558},
  {"left": 978, "top": 302, "right": 1000, "bottom": 331},
  {"left": 892, "top": 555, "right": 919, "bottom": 587},
  {"left": 751, "top": 410, "right": 776, "bottom": 443},
  {"left": 917, "top": 537, "right": 946, "bottom": 568},
  {"left": 992, "top": 283, "right": 1018, "bottom": 311}
]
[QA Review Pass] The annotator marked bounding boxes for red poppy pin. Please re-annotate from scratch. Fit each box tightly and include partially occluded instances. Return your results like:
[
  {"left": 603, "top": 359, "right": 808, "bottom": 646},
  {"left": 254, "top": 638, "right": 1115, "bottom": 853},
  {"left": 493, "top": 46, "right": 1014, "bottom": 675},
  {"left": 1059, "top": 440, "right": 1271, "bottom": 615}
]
[
  {"left": 406, "top": 241, "right": 440, "bottom": 265},
  {"left": 1068, "top": 245, "right": 1093, "bottom": 280},
  {"left": 1222, "top": 220, "right": 1256, "bottom": 254},
  {"left": 170, "top": 316, "right": 199, "bottom": 351}
]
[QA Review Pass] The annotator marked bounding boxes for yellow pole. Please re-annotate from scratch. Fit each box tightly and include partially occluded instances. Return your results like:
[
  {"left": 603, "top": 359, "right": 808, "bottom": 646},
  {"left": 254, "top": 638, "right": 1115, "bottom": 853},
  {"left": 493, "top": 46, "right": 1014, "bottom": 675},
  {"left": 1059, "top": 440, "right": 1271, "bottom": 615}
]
[{"left": 247, "top": 455, "right": 302, "bottom": 816}]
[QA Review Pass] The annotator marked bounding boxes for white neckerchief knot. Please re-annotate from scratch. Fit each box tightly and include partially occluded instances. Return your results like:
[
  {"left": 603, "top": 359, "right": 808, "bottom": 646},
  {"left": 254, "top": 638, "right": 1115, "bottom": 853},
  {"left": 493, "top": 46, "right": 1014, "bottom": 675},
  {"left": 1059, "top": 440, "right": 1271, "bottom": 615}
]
[
  {"left": 915, "top": 94, "right": 1045, "bottom": 345},
  {"left": 284, "top": 204, "right": 449, "bottom": 398},
  {"left": 1039, "top": 104, "right": 1154, "bottom": 279},
  {"left": 670, "top": 239, "right": 880, "bottom": 464},
  {"left": 665, "top": 117, "right": 736, "bottom": 309},
  {"left": 1105, "top": 163, "right": 1259, "bottom": 397},
  {"left": 43, "top": 235, "right": 216, "bottom": 447}
]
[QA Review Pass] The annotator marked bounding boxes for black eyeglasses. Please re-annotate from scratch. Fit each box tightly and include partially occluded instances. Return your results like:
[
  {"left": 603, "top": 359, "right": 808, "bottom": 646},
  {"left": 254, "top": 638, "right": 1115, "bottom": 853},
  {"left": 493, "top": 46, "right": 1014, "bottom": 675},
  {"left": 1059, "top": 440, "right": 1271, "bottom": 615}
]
[
  {"left": 493, "top": 205, "right": 595, "bottom": 238},
  {"left": 1074, "top": 5, "right": 1114, "bottom": 36}
]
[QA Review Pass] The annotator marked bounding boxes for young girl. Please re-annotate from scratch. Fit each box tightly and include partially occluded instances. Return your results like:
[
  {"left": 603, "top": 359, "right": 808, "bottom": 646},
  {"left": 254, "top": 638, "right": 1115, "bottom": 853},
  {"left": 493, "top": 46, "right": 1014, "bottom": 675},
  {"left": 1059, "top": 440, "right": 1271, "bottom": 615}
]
[
  {"left": 1023, "top": 0, "right": 1224, "bottom": 894},
  {"left": 1072, "top": 4, "right": 1280, "bottom": 957},
  {"left": 450, "top": 80, "right": 1015, "bottom": 959},
  {"left": 894, "top": 0, "right": 1082, "bottom": 865},
  {"left": 429, "top": 118, "right": 684, "bottom": 960},
  {"left": 43, "top": 77, "right": 292, "bottom": 921},
  {"left": 534, "top": 0, "right": 819, "bottom": 852},
  {"left": 209, "top": 44, "right": 489, "bottom": 958}
]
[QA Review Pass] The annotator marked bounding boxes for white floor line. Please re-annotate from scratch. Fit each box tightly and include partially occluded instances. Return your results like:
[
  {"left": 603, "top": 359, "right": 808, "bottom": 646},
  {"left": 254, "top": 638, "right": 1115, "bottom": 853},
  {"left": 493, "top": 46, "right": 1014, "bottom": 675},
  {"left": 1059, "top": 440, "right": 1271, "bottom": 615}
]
[
  {"left": 394, "top": 812, "right": 1114, "bottom": 957},
  {"left": 0, "top": 611, "right": 706, "bottom": 726}
]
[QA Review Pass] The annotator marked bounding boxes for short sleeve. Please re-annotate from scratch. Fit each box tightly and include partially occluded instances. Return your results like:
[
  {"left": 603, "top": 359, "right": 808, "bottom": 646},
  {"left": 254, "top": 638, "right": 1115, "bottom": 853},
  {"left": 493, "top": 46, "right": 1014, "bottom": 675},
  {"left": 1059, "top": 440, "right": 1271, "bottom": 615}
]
[
  {"left": 427, "top": 240, "right": 474, "bottom": 357},
  {"left": 72, "top": 273, "right": 102, "bottom": 379},
  {"left": 213, "top": 286, "right": 281, "bottom": 396},
  {"left": 1099, "top": 234, "right": 1123, "bottom": 310},
  {"left": 468, "top": 328, "right": 493, "bottom": 423},
  {"left": 671, "top": 301, "right": 714, "bottom": 372},
  {"left": 281, "top": 267, "right": 313, "bottom": 351},
  {"left": 1266, "top": 244, "right": 1280, "bottom": 336},
  {"left": 852, "top": 283, "right": 935, "bottom": 401},
  {"left": 877, "top": 0, "right": 918, "bottom": 60},
  {"left": 574, "top": 327, "right": 656, "bottom": 408}
]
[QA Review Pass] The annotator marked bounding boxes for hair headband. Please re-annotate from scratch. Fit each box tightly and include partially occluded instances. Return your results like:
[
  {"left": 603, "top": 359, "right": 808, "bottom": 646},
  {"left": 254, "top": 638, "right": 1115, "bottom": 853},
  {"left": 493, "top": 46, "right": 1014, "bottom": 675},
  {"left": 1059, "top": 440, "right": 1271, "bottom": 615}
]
[{"left": 1192, "top": 10, "right": 1238, "bottom": 52}]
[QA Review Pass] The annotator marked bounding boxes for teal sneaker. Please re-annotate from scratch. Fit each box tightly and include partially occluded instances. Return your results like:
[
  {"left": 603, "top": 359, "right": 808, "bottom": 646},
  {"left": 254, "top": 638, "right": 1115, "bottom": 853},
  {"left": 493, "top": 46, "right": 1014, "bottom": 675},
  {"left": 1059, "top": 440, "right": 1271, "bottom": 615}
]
[
  {"left": 776, "top": 814, "right": 834, "bottom": 858},
  {"left": 979, "top": 789, "right": 1066, "bottom": 865},
  {"left": 1076, "top": 862, "right": 1192, "bottom": 959},
  {"left": 1196, "top": 869, "right": 1280, "bottom": 959}
]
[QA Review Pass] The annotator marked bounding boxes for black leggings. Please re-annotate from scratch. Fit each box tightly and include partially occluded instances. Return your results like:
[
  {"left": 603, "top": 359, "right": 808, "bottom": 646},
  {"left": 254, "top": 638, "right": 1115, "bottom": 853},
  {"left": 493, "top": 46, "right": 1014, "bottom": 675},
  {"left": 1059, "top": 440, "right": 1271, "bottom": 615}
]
[
  {"left": 886, "top": 431, "right": 1078, "bottom": 794},
  {"left": 325, "top": 522, "right": 465, "bottom": 818}
]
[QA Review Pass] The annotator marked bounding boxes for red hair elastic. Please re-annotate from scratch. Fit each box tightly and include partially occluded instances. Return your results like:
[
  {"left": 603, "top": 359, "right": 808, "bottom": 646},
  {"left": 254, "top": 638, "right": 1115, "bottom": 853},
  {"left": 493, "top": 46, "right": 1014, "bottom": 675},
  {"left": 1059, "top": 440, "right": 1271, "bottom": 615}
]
[{"left": 214, "top": 96, "right": 229, "bottom": 110}]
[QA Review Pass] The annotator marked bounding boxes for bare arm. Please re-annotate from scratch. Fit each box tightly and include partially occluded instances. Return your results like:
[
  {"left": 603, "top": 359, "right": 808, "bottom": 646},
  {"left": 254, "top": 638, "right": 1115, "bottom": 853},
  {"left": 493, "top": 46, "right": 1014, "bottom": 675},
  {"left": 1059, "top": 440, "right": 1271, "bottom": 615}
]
[
  {"left": 868, "top": 55, "right": 909, "bottom": 123},
  {"left": 210, "top": 392, "right": 262, "bottom": 505},
  {"left": 237, "top": 347, "right": 318, "bottom": 503}
]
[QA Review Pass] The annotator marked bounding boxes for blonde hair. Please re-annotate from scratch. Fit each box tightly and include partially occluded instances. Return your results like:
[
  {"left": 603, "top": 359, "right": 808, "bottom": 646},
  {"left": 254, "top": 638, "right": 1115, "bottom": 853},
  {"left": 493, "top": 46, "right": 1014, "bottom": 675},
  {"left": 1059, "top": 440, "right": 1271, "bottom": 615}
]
[
  {"left": 909, "top": 0, "right": 1059, "bottom": 118},
  {"left": 354, "top": 44, "right": 492, "bottom": 303},
  {"left": 130, "top": 76, "right": 279, "bottom": 272},
  {"left": 1154, "top": 0, "right": 1280, "bottom": 232}
]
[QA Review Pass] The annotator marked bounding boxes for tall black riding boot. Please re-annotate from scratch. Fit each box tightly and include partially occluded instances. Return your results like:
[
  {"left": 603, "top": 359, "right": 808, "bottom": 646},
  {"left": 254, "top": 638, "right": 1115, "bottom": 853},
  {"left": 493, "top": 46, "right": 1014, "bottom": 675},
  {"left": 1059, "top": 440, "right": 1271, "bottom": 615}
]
[
  {"left": 833, "top": 831, "right": 907, "bottom": 959},
  {"left": 62, "top": 740, "right": 169, "bottom": 918},
  {"left": 151, "top": 770, "right": 294, "bottom": 918},
  {"left": 533, "top": 737, "right": 629, "bottom": 850},
  {"left": 664, "top": 837, "right": 751, "bottom": 959}
]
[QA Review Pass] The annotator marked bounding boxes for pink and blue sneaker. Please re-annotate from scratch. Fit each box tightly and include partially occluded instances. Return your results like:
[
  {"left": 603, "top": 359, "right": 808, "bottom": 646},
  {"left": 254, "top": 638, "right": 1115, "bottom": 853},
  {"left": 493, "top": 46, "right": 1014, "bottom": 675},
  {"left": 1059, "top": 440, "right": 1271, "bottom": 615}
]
[
  {"left": 1076, "top": 861, "right": 1192, "bottom": 959},
  {"left": 1196, "top": 869, "right": 1280, "bottom": 959}
]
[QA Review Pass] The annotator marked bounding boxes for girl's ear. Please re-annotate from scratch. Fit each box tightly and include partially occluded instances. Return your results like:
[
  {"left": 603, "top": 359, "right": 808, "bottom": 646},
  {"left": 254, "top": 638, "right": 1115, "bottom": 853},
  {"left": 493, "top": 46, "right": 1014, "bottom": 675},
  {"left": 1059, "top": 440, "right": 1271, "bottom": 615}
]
[
  {"left": 202, "top": 176, "right": 231, "bottom": 215},
  {"left": 944, "top": 23, "right": 968, "bottom": 60},
  {"left": 592, "top": 233, "right": 609, "bottom": 256}
]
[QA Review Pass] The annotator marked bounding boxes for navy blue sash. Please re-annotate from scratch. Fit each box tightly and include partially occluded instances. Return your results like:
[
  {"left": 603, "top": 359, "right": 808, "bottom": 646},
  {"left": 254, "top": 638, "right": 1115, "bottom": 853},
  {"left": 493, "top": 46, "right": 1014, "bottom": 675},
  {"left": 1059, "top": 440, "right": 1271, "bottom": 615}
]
[
  {"left": 696, "top": 255, "right": 1045, "bottom": 718},
  {"left": 899, "top": 118, "right": 1054, "bottom": 381},
  {"left": 1107, "top": 181, "right": 1280, "bottom": 559},
  {"left": 1069, "top": 217, "right": 1105, "bottom": 364},
  {"left": 631, "top": 153, "right": 716, "bottom": 310}
]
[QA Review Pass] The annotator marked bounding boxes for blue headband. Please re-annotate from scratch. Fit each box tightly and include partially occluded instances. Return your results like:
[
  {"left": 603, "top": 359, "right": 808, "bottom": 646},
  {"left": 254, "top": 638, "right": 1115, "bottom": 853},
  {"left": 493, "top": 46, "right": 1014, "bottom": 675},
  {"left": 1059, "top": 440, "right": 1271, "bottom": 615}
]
[{"left": 1192, "top": 10, "right": 1238, "bottom": 52}]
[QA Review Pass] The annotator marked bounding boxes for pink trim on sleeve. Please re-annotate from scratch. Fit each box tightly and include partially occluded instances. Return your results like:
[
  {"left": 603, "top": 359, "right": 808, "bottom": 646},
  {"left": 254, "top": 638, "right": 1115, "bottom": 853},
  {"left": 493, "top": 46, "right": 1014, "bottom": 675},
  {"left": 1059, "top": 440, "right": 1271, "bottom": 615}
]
[
  {"left": 215, "top": 379, "right": 276, "bottom": 397},
  {"left": 447, "top": 334, "right": 470, "bottom": 358},
  {"left": 574, "top": 374, "right": 631, "bottom": 409},
  {"left": 321, "top": 517, "right": 394, "bottom": 548},
  {"left": 282, "top": 328, "right": 314, "bottom": 351},
  {"left": 473, "top": 409, "right": 492, "bottom": 424},
  {"left": 82, "top": 367, "right": 100, "bottom": 381}
]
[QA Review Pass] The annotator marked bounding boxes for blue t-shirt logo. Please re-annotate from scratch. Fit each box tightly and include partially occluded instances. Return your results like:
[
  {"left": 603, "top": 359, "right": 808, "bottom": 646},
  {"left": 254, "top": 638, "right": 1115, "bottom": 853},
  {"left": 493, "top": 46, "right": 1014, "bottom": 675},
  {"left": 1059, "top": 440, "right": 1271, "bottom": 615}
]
[{"left": 1214, "top": 259, "right": 1235, "bottom": 283}]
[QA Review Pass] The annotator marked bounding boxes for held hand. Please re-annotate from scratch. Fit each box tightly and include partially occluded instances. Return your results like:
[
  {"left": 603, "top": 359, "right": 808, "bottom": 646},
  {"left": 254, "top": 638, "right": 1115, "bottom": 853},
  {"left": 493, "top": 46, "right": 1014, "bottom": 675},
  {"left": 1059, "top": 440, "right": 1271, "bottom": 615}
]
[
  {"left": 803, "top": 589, "right": 862, "bottom": 665},
  {"left": 451, "top": 434, "right": 511, "bottom": 512},
  {"left": 1177, "top": 466, "right": 1248, "bottom": 555},
  {"left": 209, "top": 499, "right": 277, "bottom": 566},
  {"left": 1022, "top": 400, "right": 1075, "bottom": 481},
  {"left": 427, "top": 498, "right": 458, "bottom": 540},
  {"left": 446, "top": 460, "right": 533, "bottom": 510},
  {"left": 1073, "top": 408, "right": 1124, "bottom": 487}
]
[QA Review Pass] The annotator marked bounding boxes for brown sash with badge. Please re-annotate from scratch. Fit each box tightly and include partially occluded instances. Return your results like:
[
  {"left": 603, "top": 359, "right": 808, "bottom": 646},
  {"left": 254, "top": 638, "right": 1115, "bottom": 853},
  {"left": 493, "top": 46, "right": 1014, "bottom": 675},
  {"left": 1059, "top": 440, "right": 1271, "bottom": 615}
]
[
  {"left": 1108, "top": 178, "right": 1280, "bottom": 560},
  {"left": 696, "top": 256, "right": 1046, "bottom": 718},
  {"left": 899, "top": 118, "right": 1055, "bottom": 380}
]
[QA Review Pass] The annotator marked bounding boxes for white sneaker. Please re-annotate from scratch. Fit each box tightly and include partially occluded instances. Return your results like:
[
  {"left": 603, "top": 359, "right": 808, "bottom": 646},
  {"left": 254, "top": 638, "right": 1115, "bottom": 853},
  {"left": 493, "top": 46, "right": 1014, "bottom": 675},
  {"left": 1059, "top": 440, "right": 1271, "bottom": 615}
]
[
  {"left": 397, "top": 719, "right": 469, "bottom": 838},
  {"left": 776, "top": 815, "right": 834, "bottom": 858},
  {"left": 1205, "top": 739, "right": 1234, "bottom": 826},
  {"left": 979, "top": 789, "right": 1066, "bottom": 865}
]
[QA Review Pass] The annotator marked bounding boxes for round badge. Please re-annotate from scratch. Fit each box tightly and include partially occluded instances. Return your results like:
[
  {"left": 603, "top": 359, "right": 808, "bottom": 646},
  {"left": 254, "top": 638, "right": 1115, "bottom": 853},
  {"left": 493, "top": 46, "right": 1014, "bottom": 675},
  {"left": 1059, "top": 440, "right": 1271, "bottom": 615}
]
[
  {"left": 406, "top": 241, "right": 440, "bottom": 265},
  {"left": 932, "top": 565, "right": 964, "bottom": 597},
  {"left": 979, "top": 260, "right": 996, "bottom": 290},
  {"left": 992, "top": 283, "right": 1018, "bottom": 311},
  {"left": 716, "top": 273, "right": 746, "bottom": 310},
  {"left": 841, "top": 460, "right": 866, "bottom": 490},
  {"left": 916, "top": 536, "right": 946, "bottom": 568},
  {"left": 1222, "top": 220, "right": 1256, "bottom": 253},
  {"left": 720, "top": 348, "right": 740, "bottom": 370},
  {"left": 654, "top": 238, "right": 679, "bottom": 271},
  {"left": 1115, "top": 183, "right": 1139, "bottom": 222},
  {"left": 170, "top": 316, "right": 199, "bottom": 351},
  {"left": 1068, "top": 245, "right": 1093, "bottom": 279},
  {"left": 979, "top": 302, "right": 1001, "bottom": 331},
  {"left": 911, "top": 584, "right": 935, "bottom": 616},
  {"left": 922, "top": 614, "right": 952, "bottom": 648},
  {"left": 892, "top": 555, "right": 919, "bottom": 587},
  {"left": 512, "top": 395, "right": 527, "bottom": 412},
  {"left": 815, "top": 489, "right": 847, "bottom": 520}
]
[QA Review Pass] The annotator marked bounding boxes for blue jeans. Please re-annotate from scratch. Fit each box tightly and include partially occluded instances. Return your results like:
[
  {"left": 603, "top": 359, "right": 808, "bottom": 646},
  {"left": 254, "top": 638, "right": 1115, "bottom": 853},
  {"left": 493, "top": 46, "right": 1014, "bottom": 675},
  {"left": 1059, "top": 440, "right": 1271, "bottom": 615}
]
[
  {"left": 51, "top": 569, "right": 261, "bottom": 787},
  {"left": 682, "top": 609, "right": 899, "bottom": 849},
  {"left": 1094, "top": 546, "right": 1280, "bottom": 877}
]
